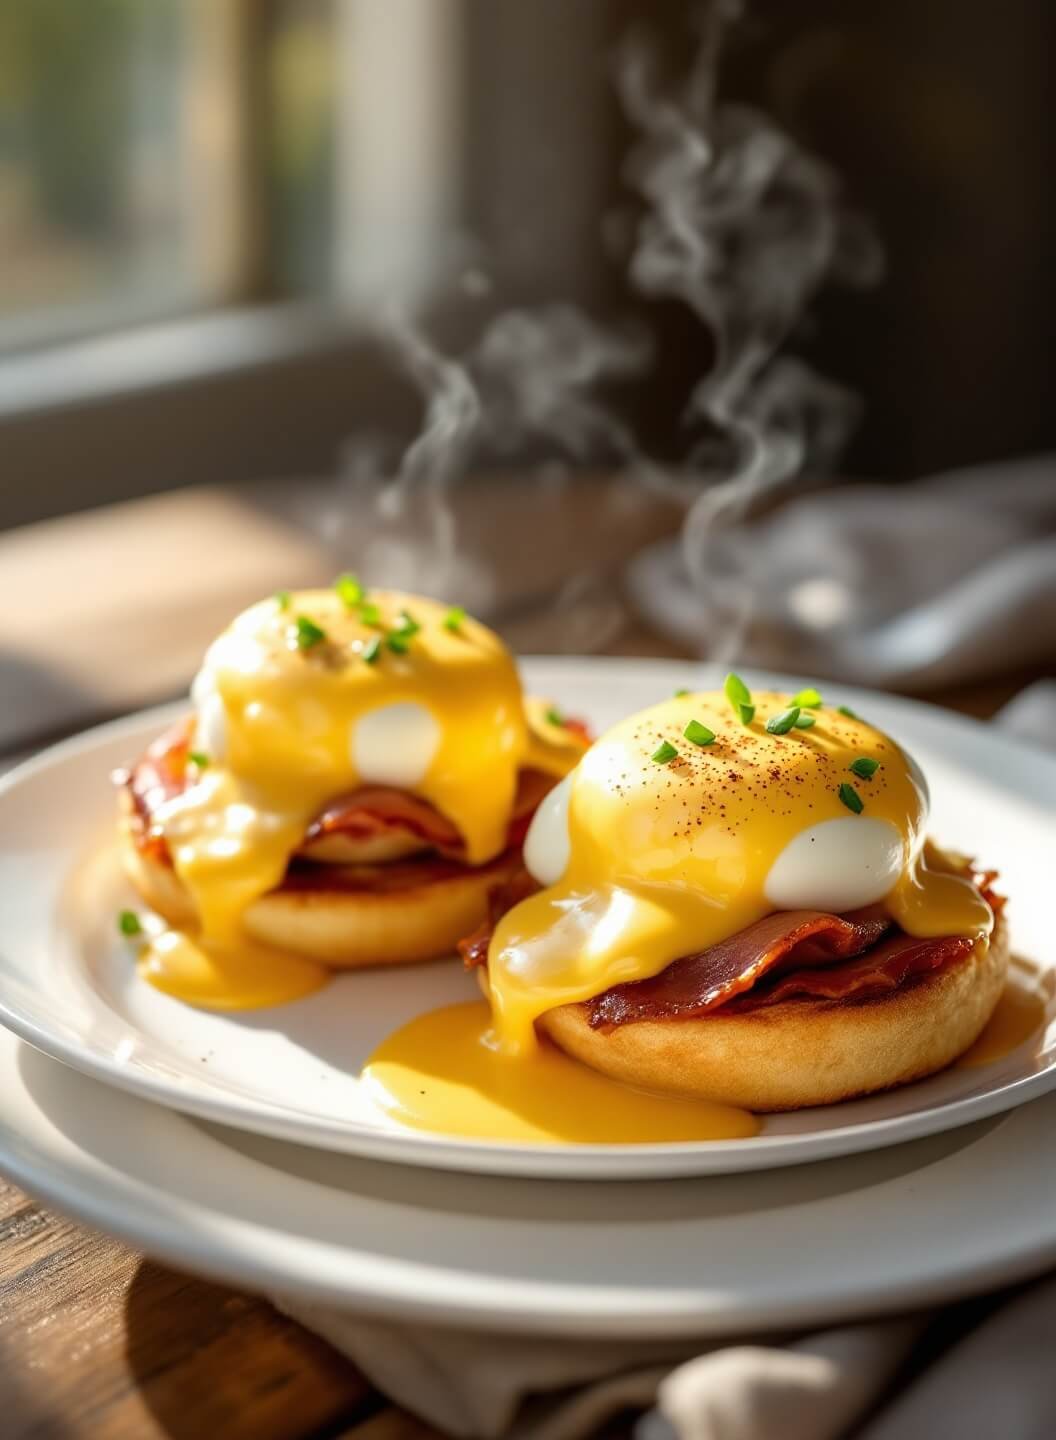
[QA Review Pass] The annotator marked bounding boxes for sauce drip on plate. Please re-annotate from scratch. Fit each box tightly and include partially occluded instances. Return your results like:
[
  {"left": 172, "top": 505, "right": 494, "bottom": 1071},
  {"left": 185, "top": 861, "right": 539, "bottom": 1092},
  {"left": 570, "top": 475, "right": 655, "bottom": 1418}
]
[
  {"left": 958, "top": 956, "right": 1052, "bottom": 1068},
  {"left": 361, "top": 1000, "right": 759, "bottom": 1144},
  {"left": 140, "top": 929, "right": 327, "bottom": 1010}
]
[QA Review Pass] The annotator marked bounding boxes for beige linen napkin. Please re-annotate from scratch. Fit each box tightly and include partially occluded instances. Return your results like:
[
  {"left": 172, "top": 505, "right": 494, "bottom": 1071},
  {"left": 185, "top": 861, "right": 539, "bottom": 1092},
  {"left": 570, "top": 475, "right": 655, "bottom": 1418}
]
[
  {"left": 271, "top": 1300, "right": 923, "bottom": 1438},
  {"left": 628, "top": 454, "right": 1056, "bottom": 690},
  {"left": 279, "top": 1279, "right": 1056, "bottom": 1440}
]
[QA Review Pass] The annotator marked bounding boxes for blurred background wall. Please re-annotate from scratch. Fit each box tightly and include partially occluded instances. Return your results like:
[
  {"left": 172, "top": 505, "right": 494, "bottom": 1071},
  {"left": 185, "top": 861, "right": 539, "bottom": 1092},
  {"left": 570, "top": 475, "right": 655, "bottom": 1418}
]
[{"left": 1, "top": 0, "right": 1054, "bottom": 529}]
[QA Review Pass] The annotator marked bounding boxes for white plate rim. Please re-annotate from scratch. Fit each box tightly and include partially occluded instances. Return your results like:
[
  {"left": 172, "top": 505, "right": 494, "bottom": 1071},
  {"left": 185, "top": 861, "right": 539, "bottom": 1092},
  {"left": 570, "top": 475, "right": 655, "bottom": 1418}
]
[
  {"left": 3, "top": 1027, "right": 1056, "bottom": 1336},
  {"left": 0, "top": 659, "right": 1054, "bottom": 1180}
]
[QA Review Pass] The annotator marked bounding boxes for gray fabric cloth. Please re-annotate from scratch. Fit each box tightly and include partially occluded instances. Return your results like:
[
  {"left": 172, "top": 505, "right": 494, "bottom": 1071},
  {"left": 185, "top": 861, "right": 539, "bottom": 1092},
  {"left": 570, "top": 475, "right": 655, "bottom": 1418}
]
[{"left": 627, "top": 454, "right": 1056, "bottom": 689}]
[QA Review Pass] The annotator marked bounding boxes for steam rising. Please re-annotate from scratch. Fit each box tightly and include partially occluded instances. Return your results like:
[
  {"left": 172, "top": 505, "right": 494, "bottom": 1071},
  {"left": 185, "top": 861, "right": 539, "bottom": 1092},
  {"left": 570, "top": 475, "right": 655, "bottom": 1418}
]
[
  {"left": 618, "top": 2, "right": 880, "bottom": 644},
  {"left": 344, "top": 2, "right": 880, "bottom": 655}
]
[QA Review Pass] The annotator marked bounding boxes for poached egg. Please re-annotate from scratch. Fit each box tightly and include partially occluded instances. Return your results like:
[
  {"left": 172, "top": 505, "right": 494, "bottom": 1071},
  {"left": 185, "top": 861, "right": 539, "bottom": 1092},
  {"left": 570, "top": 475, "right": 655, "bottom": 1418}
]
[
  {"left": 487, "top": 688, "right": 994, "bottom": 1054},
  {"left": 134, "top": 588, "right": 575, "bottom": 1007}
]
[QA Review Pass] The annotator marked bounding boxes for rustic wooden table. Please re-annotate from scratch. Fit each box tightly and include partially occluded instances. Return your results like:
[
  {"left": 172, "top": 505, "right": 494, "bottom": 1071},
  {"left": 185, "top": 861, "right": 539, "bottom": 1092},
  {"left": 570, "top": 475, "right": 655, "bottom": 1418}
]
[{"left": 0, "top": 486, "right": 1043, "bottom": 1439}]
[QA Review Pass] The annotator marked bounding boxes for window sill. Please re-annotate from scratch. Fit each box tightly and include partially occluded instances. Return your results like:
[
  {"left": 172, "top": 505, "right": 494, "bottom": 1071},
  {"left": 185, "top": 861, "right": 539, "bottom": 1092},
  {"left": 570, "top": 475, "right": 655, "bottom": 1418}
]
[{"left": 0, "top": 303, "right": 412, "bottom": 531}]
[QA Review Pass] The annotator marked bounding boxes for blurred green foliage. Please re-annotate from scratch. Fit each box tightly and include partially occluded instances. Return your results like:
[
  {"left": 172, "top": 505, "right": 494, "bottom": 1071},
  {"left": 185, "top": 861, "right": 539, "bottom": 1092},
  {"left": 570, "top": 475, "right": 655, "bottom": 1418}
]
[
  {"left": 0, "top": 0, "right": 181, "bottom": 235},
  {"left": 266, "top": 0, "right": 336, "bottom": 290}
]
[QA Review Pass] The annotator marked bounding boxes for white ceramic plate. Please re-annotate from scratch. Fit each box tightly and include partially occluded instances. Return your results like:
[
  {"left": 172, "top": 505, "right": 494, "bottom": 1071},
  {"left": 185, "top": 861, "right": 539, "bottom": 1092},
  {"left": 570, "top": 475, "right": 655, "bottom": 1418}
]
[
  {"left": 0, "top": 658, "right": 1054, "bottom": 1180},
  {"left": 2, "top": 1024, "right": 1056, "bottom": 1335}
]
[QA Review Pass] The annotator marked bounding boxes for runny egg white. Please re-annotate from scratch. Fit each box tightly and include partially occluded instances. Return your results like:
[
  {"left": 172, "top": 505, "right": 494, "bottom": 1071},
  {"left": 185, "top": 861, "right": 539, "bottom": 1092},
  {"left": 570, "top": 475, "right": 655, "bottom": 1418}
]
[
  {"left": 762, "top": 815, "right": 904, "bottom": 912},
  {"left": 351, "top": 701, "right": 441, "bottom": 788}
]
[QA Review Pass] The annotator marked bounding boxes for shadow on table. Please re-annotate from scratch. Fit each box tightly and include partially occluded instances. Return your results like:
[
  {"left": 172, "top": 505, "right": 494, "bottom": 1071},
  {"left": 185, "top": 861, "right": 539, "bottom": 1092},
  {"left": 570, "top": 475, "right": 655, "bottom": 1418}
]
[
  {"left": 0, "top": 649, "right": 103, "bottom": 757},
  {"left": 122, "top": 1258, "right": 371, "bottom": 1440}
]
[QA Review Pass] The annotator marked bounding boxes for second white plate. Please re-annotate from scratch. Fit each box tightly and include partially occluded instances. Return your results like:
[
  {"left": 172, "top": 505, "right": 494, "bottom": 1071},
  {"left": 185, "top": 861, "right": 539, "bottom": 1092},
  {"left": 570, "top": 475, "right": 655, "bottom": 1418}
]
[{"left": 1, "top": 658, "right": 1055, "bottom": 1179}]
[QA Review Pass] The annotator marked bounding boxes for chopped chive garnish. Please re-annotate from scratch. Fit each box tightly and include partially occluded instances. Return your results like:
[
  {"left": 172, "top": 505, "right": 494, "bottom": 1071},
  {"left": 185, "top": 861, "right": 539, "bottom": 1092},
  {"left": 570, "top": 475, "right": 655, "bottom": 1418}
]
[
  {"left": 766, "top": 706, "right": 801, "bottom": 735},
  {"left": 275, "top": 590, "right": 291, "bottom": 611},
  {"left": 444, "top": 605, "right": 466, "bottom": 632},
  {"left": 724, "top": 672, "right": 752, "bottom": 708},
  {"left": 674, "top": 688, "right": 690, "bottom": 698},
  {"left": 362, "top": 636, "right": 382, "bottom": 664},
  {"left": 187, "top": 750, "right": 210, "bottom": 769},
  {"left": 335, "top": 572, "right": 364, "bottom": 608},
  {"left": 792, "top": 686, "right": 823, "bottom": 709},
  {"left": 793, "top": 712, "right": 816, "bottom": 729},
  {"left": 545, "top": 706, "right": 565, "bottom": 728},
  {"left": 836, "top": 704, "right": 859, "bottom": 719},
  {"left": 737, "top": 702, "right": 756, "bottom": 725},
  {"left": 838, "top": 782, "right": 864, "bottom": 814},
  {"left": 294, "top": 615, "right": 327, "bottom": 650},
  {"left": 683, "top": 719, "right": 716, "bottom": 747},
  {"left": 386, "top": 609, "right": 421, "bottom": 654},
  {"left": 358, "top": 600, "right": 382, "bottom": 627},
  {"left": 651, "top": 740, "right": 679, "bottom": 764},
  {"left": 118, "top": 909, "right": 142, "bottom": 937},
  {"left": 849, "top": 757, "right": 880, "bottom": 779}
]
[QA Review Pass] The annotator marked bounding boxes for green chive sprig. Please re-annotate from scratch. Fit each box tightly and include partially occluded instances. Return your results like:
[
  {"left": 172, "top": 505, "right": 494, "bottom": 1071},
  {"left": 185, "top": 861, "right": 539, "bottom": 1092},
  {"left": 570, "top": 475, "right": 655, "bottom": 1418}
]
[
  {"left": 766, "top": 707, "right": 801, "bottom": 736},
  {"left": 362, "top": 636, "right": 382, "bottom": 664},
  {"left": 274, "top": 590, "right": 291, "bottom": 611},
  {"left": 836, "top": 705, "right": 859, "bottom": 719},
  {"left": 386, "top": 610, "right": 420, "bottom": 654},
  {"left": 358, "top": 600, "right": 382, "bottom": 627},
  {"left": 724, "top": 673, "right": 755, "bottom": 725},
  {"left": 838, "top": 782, "right": 864, "bottom": 814},
  {"left": 724, "top": 672, "right": 751, "bottom": 706},
  {"left": 294, "top": 615, "right": 327, "bottom": 650},
  {"left": 335, "top": 573, "right": 364, "bottom": 608},
  {"left": 792, "top": 686, "right": 823, "bottom": 709},
  {"left": 443, "top": 605, "right": 466, "bottom": 632},
  {"left": 673, "top": 688, "right": 690, "bottom": 698},
  {"left": 849, "top": 757, "right": 880, "bottom": 780},
  {"left": 793, "top": 713, "right": 816, "bottom": 729},
  {"left": 652, "top": 740, "right": 679, "bottom": 765},
  {"left": 187, "top": 750, "right": 210, "bottom": 769},
  {"left": 545, "top": 706, "right": 565, "bottom": 728},
  {"left": 118, "top": 909, "right": 142, "bottom": 938},
  {"left": 683, "top": 719, "right": 716, "bottom": 747}
]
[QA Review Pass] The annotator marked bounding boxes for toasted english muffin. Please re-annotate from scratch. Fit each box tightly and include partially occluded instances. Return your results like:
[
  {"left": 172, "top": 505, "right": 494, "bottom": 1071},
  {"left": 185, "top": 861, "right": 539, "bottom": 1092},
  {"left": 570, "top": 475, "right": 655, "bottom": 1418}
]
[
  {"left": 121, "top": 824, "right": 521, "bottom": 968},
  {"left": 533, "top": 915, "right": 1008, "bottom": 1111}
]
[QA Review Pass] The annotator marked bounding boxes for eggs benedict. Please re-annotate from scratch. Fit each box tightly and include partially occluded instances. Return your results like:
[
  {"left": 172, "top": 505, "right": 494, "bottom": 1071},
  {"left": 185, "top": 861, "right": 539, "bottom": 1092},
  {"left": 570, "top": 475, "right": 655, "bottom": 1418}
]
[
  {"left": 115, "top": 584, "right": 587, "bottom": 1009},
  {"left": 462, "top": 678, "right": 1006, "bottom": 1111}
]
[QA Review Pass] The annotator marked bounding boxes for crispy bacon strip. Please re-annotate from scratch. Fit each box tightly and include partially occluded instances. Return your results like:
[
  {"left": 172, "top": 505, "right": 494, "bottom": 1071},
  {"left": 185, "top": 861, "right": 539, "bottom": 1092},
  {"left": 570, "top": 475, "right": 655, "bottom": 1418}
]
[
  {"left": 305, "top": 770, "right": 555, "bottom": 861},
  {"left": 306, "top": 786, "right": 462, "bottom": 853},
  {"left": 114, "top": 718, "right": 193, "bottom": 864},
  {"left": 459, "top": 867, "right": 539, "bottom": 968},
  {"left": 457, "top": 856, "right": 1000, "bottom": 1023},
  {"left": 280, "top": 849, "right": 519, "bottom": 894},
  {"left": 731, "top": 931, "right": 975, "bottom": 1011},
  {"left": 586, "top": 909, "right": 893, "bottom": 1030}
]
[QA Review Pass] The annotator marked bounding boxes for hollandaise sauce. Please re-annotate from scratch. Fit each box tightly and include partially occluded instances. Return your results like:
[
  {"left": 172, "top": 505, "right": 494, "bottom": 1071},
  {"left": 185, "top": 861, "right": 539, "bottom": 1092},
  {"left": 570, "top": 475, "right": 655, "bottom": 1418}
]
[
  {"left": 361, "top": 1001, "right": 759, "bottom": 1143},
  {"left": 131, "top": 588, "right": 577, "bottom": 1010},
  {"left": 488, "top": 690, "right": 994, "bottom": 1055},
  {"left": 958, "top": 956, "right": 1052, "bottom": 1068},
  {"left": 138, "top": 929, "right": 329, "bottom": 1010}
]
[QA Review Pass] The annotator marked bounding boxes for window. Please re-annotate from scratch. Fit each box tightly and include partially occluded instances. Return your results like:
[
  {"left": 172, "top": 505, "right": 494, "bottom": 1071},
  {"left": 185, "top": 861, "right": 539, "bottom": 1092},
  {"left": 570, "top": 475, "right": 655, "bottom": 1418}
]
[
  {"left": 0, "top": 0, "right": 604, "bottom": 529},
  {"left": 0, "top": 0, "right": 468, "bottom": 355},
  {"left": 0, "top": 1, "right": 243, "bottom": 350}
]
